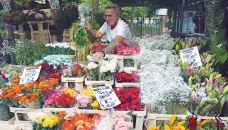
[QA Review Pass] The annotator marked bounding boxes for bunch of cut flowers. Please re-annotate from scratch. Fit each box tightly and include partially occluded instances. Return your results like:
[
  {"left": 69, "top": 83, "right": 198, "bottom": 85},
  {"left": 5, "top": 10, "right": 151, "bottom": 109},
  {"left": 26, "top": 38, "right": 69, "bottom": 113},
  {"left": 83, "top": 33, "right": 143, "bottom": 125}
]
[
  {"left": 45, "top": 42, "right": 76, "bottom": 55},
  {"left": 44, "top": 88, "right": 77, "bottom": 108},
  {"left": 2, "top": 11, "right": 26, "bottom": 25},
  {"left": 94, "top": 112, "right": 133, "bottom": 130},
  {"left": 26, "top": 9, "right": 52, "bottom": 21},
  {"left": 28, "top": 111, "right": 60, "bottom": 130},
  {"left": 62, "top": 63, "right": 86, "bottom": 78},
  {"left": 116, "top": 45, "right": 140, "bottom": 55},
  {"left": 99, "top": 57, "right": 118, "bottom": 81},
  {"left": 91, "top": 43, "right": 106, "bottom": 53},
  {"left": 114, "top": 87, "right": 143, "bottom": 111},
  {"left": 61, "top": 113, "right": 101, "bottom": 130},
  {"left": 35, "top": 62, "right": 62, "bottom": 81},
  {"left": 0, "top": 73, "right": 59, "bottom": 108},
  {"left": 76, "top": 88, "right": 102, "bottom": 110},
  {"left": 115, "top": 70, "right": 140, "bottom": 83}
]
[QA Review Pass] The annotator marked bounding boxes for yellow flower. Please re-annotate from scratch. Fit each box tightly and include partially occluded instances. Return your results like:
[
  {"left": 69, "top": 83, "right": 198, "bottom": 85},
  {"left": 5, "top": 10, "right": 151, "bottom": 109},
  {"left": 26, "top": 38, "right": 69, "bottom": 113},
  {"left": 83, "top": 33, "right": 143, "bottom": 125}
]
[
  {"left": 81, "top": 88, "right": 95, "bottom": 99},
  {"left": 173, "top": 125, "right": 185, "bottom": 130},
  {"left": 62, "top": 88, "right": 76, "bottom": 97},
  {"left": 37, "top": 116, "right": 44, "bottom": 124},
  {"left": 37, "top": 115, "right": 59, "bottom": 128},
  {"left": 168, "top": 115, "right": 177, "bottom": 125},
  {"left": 91, "top": 100, "right": 101, "bottom": 109},
  {"left": 164, "top": 124, "right": 171, "bottom": 130},
  {"left": 177, "top": 120, "right": 186, "bottom": 126},
  {"left": 200, "top": 119, "right": 211, "bottom": 128},
  {"left": 148, "top": 126, "right": 160, "bottom": 130}
]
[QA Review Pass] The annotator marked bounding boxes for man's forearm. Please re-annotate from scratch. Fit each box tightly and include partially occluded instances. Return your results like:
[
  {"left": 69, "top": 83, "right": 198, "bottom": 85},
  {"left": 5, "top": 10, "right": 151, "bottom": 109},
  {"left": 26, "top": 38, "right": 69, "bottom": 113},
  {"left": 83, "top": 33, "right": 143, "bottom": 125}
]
[
  {"left": 103, "top": 39, "right": 117, "bottom": 54},
  {"left": 88, "top": 28, "right": 98, "bottom": 39}
]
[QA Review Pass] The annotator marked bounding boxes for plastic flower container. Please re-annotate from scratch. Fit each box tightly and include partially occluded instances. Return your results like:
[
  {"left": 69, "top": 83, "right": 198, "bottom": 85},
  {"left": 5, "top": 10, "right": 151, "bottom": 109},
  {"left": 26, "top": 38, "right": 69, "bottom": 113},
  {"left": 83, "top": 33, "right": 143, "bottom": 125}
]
[
  {"left": 76, "top": 105, "right": 111, "bottom": 116},
  {"left": 114, "top": 108, "right": 146, "bottom": 130},
  {"left": 13, "top": 110, "right": 35, "bottom": 130},
  {"left": 0, "top": 124, "right": 19, "bottom": 130},
  {"left": 115, "top": 80, "right": 140, "bottom": 88},
  {"left": 105, "top": 54, "right": 140, "bottom": 71},
  {"left": 146, "top": 113, "right": 188, "bottom": 129},
  {"left": 61, "top": 75, "right": 86, "bottom": 92},
  {"left": 0, "top": 117, "right": 15, "bottom": 125},
  {"left": 42, "top": 105, "right": 76, "bottom": 113},
  {"left": 85, "top": 77, "right": 114, "bottom": 89}
]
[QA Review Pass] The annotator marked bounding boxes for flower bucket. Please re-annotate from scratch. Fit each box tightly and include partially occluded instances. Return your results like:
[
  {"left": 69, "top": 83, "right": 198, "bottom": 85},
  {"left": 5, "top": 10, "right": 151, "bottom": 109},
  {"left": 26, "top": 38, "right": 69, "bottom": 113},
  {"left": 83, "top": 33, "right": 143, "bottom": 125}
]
[
  {"left": 61, "top": 75, "right": 86, "bottom": 92},
  {"left": 43, "top": 105, "right": 76, "bottom": 113},
  {"left": 0, "top": 117, "right": 15, "bottom": 125},
  {"left": 76, "top": 105, "right": 110, "bottom": 116},
  {"left": 85, "top": 77, "right": 114, "bottom": 89}
]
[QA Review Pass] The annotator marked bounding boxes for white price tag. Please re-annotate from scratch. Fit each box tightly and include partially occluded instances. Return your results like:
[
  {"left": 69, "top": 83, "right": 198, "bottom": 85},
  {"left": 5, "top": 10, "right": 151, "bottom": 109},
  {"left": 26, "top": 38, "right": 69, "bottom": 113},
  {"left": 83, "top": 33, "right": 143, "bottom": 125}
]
[
  {"left": 19, "top": 66, "right": 41, "bottom": 84},
  {"left": 179, "top": 46, "right": 202, "bottom": 67},
  {"left": 92, "top": 86, "right": 121, "bottom": 109}
]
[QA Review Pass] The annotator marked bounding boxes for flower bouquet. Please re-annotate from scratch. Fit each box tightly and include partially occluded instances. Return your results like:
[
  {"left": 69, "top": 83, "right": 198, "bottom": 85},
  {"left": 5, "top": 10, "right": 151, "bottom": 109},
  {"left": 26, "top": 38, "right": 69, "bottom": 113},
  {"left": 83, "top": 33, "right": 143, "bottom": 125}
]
[
  {"left": 76, "top": 88, "right": 94, "bottom": 109},
  {"left": 44, "top": 88, "right": 77, "bottom": 108},
  {"left": 116, "top": 45, "right": 140, "bottom": 55},
  {"left": 91, "top": 43, "right": 106, "bottom": 53},
  {"left": 114, "top": 87, "right": 143, "bottom": 111},
  {"left": 87, "top": 61, "right": 99, "bottom": 81},
  {"left": 45, "top": 42, "right": 76, "bottom": 55},
  {"left": 26, "top": 9, "right": 52, "bottom": 21},
  {"left": 115, "top": 70, "right": 140, "bottom": 83},
  {"left": 2, "top": 11, "right": 26, "bottom": 25},
  {"left": 94, "top": 113, "right": 133, "bottom": 130},
  {"left": 28, "top": 111, "right": 60, "bottom": 130},
  {"left": 61, "top": 113, "right": 101, "bottom": 130},
  {"left": 99, "top": 58, "right": 118, "bottom": 81}
]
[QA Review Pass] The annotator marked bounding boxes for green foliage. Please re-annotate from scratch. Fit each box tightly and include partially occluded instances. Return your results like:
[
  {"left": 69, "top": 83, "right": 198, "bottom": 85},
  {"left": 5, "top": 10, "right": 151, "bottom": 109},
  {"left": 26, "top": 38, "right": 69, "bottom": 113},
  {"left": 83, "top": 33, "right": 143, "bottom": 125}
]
[
  {"left": 205, "top": 0, "right": 228, "bottom": 67},
  {"left": 0, "top": 39, "right": 50, "bottom": 66}
]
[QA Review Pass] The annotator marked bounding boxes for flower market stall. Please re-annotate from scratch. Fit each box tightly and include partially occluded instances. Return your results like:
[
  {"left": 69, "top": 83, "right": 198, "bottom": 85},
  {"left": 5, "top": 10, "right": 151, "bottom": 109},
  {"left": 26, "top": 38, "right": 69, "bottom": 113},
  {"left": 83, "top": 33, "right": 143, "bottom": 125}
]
[{"left": 0, "top": 1, "right": 228, "bottom": 130}]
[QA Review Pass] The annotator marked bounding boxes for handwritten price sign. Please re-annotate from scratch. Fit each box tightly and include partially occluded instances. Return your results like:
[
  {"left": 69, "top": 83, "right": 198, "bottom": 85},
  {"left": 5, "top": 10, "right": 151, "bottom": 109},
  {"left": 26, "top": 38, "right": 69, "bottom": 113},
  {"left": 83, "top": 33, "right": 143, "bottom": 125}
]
[
  {"left": 92, "top": 86, "right": 120, "bottom": 109},
  {"left": 19, "top": 66, "right": 41, "bottom": 84},
  {"left": 179, "top": 46, "right": 202, "bottom": 67}
]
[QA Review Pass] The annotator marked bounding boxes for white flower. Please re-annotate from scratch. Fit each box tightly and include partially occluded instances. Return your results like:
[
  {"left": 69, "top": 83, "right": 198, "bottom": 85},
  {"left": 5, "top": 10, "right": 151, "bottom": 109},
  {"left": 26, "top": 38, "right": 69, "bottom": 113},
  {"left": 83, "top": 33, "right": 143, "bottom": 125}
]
[
  {"left": 123, "top": 67, "right": 137, "bottom": 73},
  {"left": 100, "top": 65, "right": 108, "bottom": 73},
  {"left": 27, "top": 111, "right": 50, "bottom": 123},
  {"left": 87, "top": 62, "right": 98, "bottom": 70}
]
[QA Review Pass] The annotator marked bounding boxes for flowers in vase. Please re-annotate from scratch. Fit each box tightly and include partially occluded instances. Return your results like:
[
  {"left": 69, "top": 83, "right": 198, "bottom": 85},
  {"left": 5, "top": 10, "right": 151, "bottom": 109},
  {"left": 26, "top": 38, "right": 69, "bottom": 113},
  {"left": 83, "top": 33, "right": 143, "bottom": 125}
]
[
  {"left": 72, "top": 63, "right": 85, "bottom": 77},
  {"left": 114, "top": 87, "right": 143, "bottom": 111},
  {"left": 26, "top": 9, "right": 52, "bottom": 21},
  {"left": 44, "top": 88, "right": 77, "bottom": 108}
]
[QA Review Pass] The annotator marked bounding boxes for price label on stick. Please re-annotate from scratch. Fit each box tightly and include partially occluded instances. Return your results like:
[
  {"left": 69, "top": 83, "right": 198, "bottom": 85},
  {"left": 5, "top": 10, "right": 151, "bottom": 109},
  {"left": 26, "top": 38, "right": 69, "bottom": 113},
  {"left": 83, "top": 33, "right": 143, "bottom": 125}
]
[
  {"left": 19, "top": 66, "right": 41, "bottom": 84},
  {"left": 1, "top": 1, "right": 11, "bottom": 11},
  {"left": 92, "top": 86, "right": 121, "bottom": 109},
  {"left": 50, "top": 0, "right": 59, "bottom": 9},
  {"left": 179, "top": 46, "right": 202, "bottom": 67}
]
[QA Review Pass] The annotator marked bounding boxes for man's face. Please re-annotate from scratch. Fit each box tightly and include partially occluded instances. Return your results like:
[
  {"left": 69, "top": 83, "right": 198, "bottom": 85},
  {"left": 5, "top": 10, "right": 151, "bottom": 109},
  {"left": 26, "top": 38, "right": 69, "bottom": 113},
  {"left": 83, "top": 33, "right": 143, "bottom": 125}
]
[{"left": 104, "top": 8, "right": 119, "bottom": 28}]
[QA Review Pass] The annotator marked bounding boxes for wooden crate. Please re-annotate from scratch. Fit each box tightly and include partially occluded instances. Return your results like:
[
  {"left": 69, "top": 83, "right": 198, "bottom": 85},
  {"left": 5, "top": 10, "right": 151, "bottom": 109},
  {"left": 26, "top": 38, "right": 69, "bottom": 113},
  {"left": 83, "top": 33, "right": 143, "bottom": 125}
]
[
  {"left": 61, "top": 75, "right": 86, "bottom": 92},
  {"left": 114, "top": 109, "right": 146, "bottom": 130},
  {"left": 62, "top": 29, "right": 71, "bottom": 42}
]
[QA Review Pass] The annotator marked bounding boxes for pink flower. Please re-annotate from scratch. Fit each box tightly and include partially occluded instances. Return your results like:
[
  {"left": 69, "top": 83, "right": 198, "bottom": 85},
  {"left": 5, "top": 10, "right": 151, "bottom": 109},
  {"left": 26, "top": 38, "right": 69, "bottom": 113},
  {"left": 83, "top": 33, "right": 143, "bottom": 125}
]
[
  {"left": 124, "top": 122, "right": 133, "bottom": 128},
  {"left": 29, "top": 11, "right": 35, "bottom": 15},
  {"left": 116, "top": 120, "right": 126, "bottom": 127},
  {"left": 76, "top": 94, "right": 90, "bottom": 106},
  {"left": 186, "top": 67, "right": 192, "bottom": 76},
  {"left": 35, "top": 13, "right": 44, "bottom": 20}
]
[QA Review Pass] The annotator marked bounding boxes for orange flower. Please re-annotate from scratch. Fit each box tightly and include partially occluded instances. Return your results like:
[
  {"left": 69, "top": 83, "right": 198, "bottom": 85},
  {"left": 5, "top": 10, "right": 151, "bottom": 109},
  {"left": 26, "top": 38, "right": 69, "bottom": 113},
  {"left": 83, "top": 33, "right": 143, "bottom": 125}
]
[{"left": 24, "top": 2, "right": 29, "bottom": 8}]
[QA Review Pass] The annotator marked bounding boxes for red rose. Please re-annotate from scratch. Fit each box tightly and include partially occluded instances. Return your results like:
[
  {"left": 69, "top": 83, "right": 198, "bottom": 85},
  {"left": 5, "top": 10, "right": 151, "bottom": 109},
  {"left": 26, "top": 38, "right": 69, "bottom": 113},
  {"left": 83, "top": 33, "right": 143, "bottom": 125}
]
[
  {"left": 135, "top": 104, "right": 143, "bottom": 111},
  {"left": 188, "top": 115, "right": 197, "bottom": 130}
]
